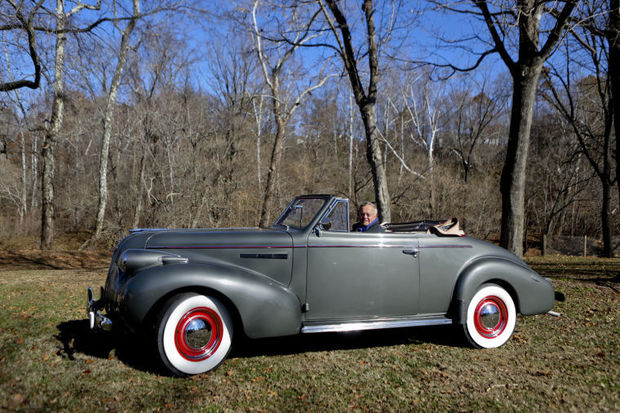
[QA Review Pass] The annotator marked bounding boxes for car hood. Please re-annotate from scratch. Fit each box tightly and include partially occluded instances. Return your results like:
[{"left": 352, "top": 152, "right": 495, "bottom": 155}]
[{"left": 138, "top": 227, "right": 294, "bottom": 250}]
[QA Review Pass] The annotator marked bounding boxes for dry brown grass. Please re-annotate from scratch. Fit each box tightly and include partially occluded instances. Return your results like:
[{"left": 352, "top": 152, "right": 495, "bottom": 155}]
[{"left": 0, "top": 257, "right": 618, "bottom": 411}]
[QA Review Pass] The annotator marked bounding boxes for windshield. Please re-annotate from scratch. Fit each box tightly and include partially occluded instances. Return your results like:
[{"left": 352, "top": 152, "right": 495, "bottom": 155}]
[{"left": 274, "top": 197, "right": 327, "bottom": 229}]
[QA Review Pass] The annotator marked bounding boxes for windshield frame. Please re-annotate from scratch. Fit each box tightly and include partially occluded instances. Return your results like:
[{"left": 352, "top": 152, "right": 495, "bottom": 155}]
[{"left": 273, "top": 195, "right": 333, "bottom": 231}]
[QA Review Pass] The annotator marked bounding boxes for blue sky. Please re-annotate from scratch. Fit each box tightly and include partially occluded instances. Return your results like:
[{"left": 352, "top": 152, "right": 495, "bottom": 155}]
[
  {"left": 1, "top": 0, "right": 510, "bottom": 108},
  {"left": 186, "top": 0, "right": 506, "bottom": 91}
]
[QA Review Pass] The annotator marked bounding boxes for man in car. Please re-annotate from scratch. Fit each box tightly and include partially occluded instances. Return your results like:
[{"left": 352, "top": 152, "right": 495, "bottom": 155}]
[{"left": 352, "top": 201, "right": 384, "bottom": 232}]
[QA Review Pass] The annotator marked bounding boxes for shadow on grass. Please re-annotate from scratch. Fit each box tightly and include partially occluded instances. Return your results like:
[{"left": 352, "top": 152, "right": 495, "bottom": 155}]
[
  {"left": 55, "top": 319, "right": 161, "bottom": 375},
  {"left": 229, "top": 324, "right": 463, "bottom": 360},
  {"left": 527, "top": 262, "right": 620, "bottom": 291},
  {"left": 54, "top": 319, "right": 463, "bottom": 375},
  {"left": 0, "top": 249, "right": 109, "bottom": 271}
]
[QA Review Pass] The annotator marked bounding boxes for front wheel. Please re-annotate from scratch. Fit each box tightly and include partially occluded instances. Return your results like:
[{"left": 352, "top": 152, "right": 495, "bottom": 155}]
[
  {"left": 156, "top": 293, "right": 233, "bottom": 376},
  {"left": 462, "top": 284, "right": 516, "bottom": 349}
]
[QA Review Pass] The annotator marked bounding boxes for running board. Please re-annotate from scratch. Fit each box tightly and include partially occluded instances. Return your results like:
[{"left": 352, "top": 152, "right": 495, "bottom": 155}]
[{"left": 301, "top": 317, "right": 453, "bottom": 334}]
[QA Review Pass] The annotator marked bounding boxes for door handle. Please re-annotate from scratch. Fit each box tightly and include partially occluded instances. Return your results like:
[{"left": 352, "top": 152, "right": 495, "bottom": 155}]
[{"left": 402, "top": 248, "right": 419, "bottom": 257}]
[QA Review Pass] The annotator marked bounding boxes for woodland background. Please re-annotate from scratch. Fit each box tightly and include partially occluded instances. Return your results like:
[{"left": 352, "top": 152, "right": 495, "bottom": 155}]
[{"left": 0, "top": 0, "right": 618, "bottom": 255}]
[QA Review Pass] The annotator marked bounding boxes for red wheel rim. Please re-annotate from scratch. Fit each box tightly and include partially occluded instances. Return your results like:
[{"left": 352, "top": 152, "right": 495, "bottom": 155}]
[
  {"left": 174, "top": 307, "right": 223, "bottom": 361},
  {"left": 473, "top": 295, "right": 508, "bottom": 339}
]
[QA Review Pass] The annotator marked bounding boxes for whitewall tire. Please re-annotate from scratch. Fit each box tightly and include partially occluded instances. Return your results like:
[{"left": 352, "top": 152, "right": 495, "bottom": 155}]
[
  {"left": 157, "top": 293, "right": 233, "bottom": 376},
  {"left": 463, "top": 284, "right": 516, "bottom": 349}
]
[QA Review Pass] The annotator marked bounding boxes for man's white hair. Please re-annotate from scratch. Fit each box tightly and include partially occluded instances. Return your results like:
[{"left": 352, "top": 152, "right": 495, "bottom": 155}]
[{"left": 358, "top": 201, "right": 377, "bottom": 213}]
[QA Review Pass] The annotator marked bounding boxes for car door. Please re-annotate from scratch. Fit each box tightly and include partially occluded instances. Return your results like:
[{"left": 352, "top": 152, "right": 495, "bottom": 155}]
[{"left": 305, "top": 230, "right": 420, "bottom": 321}]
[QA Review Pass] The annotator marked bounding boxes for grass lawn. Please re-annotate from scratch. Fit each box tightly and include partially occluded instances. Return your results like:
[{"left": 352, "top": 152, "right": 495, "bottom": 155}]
[{"left": 0, "top": 256, "right": 618, "bottom": 411}]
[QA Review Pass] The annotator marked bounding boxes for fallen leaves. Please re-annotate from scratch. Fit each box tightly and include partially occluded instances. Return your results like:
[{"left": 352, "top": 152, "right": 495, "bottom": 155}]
[
  {"left": 9, "top": 393, "right": 25, "bottom": 408},
  {"left": 0, "top": 264, "right": 618, "bottom": 412}
]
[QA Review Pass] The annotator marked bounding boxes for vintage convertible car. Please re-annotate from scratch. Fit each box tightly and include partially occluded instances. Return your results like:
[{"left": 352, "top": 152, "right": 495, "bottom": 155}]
[{"left": 87, "top": 194, "right": 558, "bottom": 376}]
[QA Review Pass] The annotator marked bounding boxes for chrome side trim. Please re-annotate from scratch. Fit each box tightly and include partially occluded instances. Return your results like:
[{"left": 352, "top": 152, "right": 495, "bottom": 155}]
[{"left": 301, "top": 317, "right": 453, "bottom": 334}]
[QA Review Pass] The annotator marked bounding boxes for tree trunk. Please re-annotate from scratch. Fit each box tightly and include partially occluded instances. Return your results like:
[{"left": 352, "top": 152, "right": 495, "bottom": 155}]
[
  {"left": 612, "top": 0, "right": 620, "bottom": 278},
  {"left": 41, "top": 132, "right": 55, "bottom": 249},
  {"left": 601, "top": 178, "right": 612, "bottom": 257},
  {"left": 252, "top": 1, "right": 330, "bottom": 228},
  {"left": 348, "top": 93, "right": 354, "bottom": 197},
  {"left": 600, "top": 94, "right": 614, "bottom": 258},
  {"left": 31, "top": 134, "right": 38, "bottom": 209},
  {"left": 323, "top": 0, "right": 391, "bottom": 223},
  {"left": 20, "top": 131, "right": 27, "bottom": 224},
  {"left": 471, "top": 0, "right": 576, "bottom": 258},
  {"left": 41, "top": 0, "right": 67, "bottom": 249},
  {"left": 499, "top": 68, "right": 541, "bottom": 257},
  {"left": 429, "top": 152, "right": 435, "bottom": 217},
  {"left": 360, "top": 103, "right": 391, "bottom": 223},
  {"left": 253, "top": 96, "right": 263, "bottom": 189},
  {"left": 132, "top": 152, "right": 145, "bottom": 229},
  {"left": 94, "top": 10, "right": 137, "bottom": 238},
  {"left": 428, "top": 126, "right": 436, "bottom": 218},
  {"left": 259, "top": 91, "right": 286, "bottom": 228},
  {"left": 610, "top": 0, "right": 620, "bottom": 212}
]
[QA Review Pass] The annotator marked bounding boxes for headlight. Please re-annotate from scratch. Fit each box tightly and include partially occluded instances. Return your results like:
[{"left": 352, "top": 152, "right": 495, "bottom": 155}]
[
  {"left": 118, "top": 250, "right": 129, "bottom": 273},
  {"left": 117, "top": 249, "right": 188, "bottom": 275}
]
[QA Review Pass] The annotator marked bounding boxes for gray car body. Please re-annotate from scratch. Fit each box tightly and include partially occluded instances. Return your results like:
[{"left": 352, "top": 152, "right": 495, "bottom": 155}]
[{"left": 100, "top": 194, "right": 555, "bottom": 338}]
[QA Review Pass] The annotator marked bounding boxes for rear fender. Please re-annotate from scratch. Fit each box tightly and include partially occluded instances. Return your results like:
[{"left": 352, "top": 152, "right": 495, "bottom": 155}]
[
  {"left": 122, "top": 262, "right": 302, "bottom": 339},
  {"left": 451, "top": 257, "right": 555, "bottom": 324}
]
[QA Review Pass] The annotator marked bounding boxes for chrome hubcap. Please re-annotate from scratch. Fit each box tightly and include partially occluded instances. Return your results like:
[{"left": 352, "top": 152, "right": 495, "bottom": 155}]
[
  {"left": 473, "top": 295, "right": 508, "bottom": 339},
  {"left": 478, "top": 303, "right": 501, "bottom": 330},
  {"left": 185, "top": 319, "right": 213, "bottom": 349},
  {"left": 175, "top": 307, "right": 223, "bottom": 361}
]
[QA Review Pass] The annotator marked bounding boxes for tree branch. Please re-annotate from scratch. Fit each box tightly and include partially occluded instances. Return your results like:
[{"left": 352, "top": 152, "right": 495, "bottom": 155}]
[
  {"left": 0, "top": 0, "right": 45, "bottom": 92},
  {"left": 472, "top": 0, "right": 515, "bottom": 73},
  {"left": 539, "top": 0, "right": 578, "bottom": 60}
]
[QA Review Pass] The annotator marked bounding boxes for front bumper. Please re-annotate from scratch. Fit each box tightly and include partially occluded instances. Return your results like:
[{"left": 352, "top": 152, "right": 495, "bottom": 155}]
[{"left": 87, "top": 286, "right": 113, "bottom": 331}]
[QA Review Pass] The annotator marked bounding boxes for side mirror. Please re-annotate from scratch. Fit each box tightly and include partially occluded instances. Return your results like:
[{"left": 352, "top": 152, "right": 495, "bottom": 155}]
[{"left": 314, "top": 220, "right": 331, "bottom": 236}]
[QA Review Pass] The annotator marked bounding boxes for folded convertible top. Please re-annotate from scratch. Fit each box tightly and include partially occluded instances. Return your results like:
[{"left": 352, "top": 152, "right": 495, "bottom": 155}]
[{"left": 384, "top": 218, "right": 465, "bottom": 236}]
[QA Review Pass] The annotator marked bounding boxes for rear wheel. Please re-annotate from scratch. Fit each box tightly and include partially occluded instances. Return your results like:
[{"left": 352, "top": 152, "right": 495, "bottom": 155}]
[
  {"left": 156, "top": 293, "right": 232, "bottom": 376},
  {"left": 463, "top": 284, "right": 516, "bottom": 348}
]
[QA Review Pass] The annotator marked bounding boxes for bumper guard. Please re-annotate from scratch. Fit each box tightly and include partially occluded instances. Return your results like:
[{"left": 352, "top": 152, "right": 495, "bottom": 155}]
[{"left": 87, "top": 286, "right": 113, "bottom": 331}]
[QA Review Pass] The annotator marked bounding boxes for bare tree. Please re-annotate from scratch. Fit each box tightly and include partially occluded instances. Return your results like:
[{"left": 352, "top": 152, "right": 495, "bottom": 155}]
[
  {"left": 1, "top": 43, "right": 33, "bottom": 224},
  {"left": 445, "top": 78, "right": 506, "bottom": 183},
  {"left": 251, "top": 93, "right": 265, "bottom": 189},
  {"left": 122, "top": 25, "right": 195, "bottom": 229},
  {"left": 0, "top": 0, "right": 43, "bottom": 92},
  {"left": 527, "top": 110, "right": 593, "bottom": 253},
  {"left": 402, "top": 75, "right": 442, "bottom": 216},
  {"left": 92, "top": 0, "right": 141, "bottom": 241},
  {"left": 379, "top": 73, "right": 426, "bottom": 184},
  {"left": 378, "top": 71, "right": 441, "bottom": 216},
  {"left": 434, "top": 0, "right": 578, "bottom": 257},
  {"left": 348, "top": 91, "right": 354, "bottom": 196},
  {"left": 41, "top": 0, "right": 102, "bottom": 249},
  {"left": 607, "top": 0, "right": 620, "bottom": 229},
  {"left": 609, "top": 0, "right": 620, "bottom": 275},
  {"left": 543, "top": 1, "right": 616, "bottom": 256},
  {"left": 252, "top": 0, "right": 332, "bottom": 227},
  {"left": 315, "top": 0, "right": 395, "bottom": 222}
]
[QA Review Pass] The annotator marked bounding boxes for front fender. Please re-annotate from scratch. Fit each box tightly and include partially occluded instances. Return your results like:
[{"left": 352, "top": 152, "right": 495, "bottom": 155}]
[
  {"left": 452, "top": 257, "right": 555, "bottom": 324},
  {"left": 121, "top": 262, "right": 302, "bottom": 339}
]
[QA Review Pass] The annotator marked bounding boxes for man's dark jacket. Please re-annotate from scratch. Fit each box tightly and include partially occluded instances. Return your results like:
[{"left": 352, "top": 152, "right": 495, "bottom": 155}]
[{"left": 352, "top": 218, "right": 384, "bottom": 233}]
